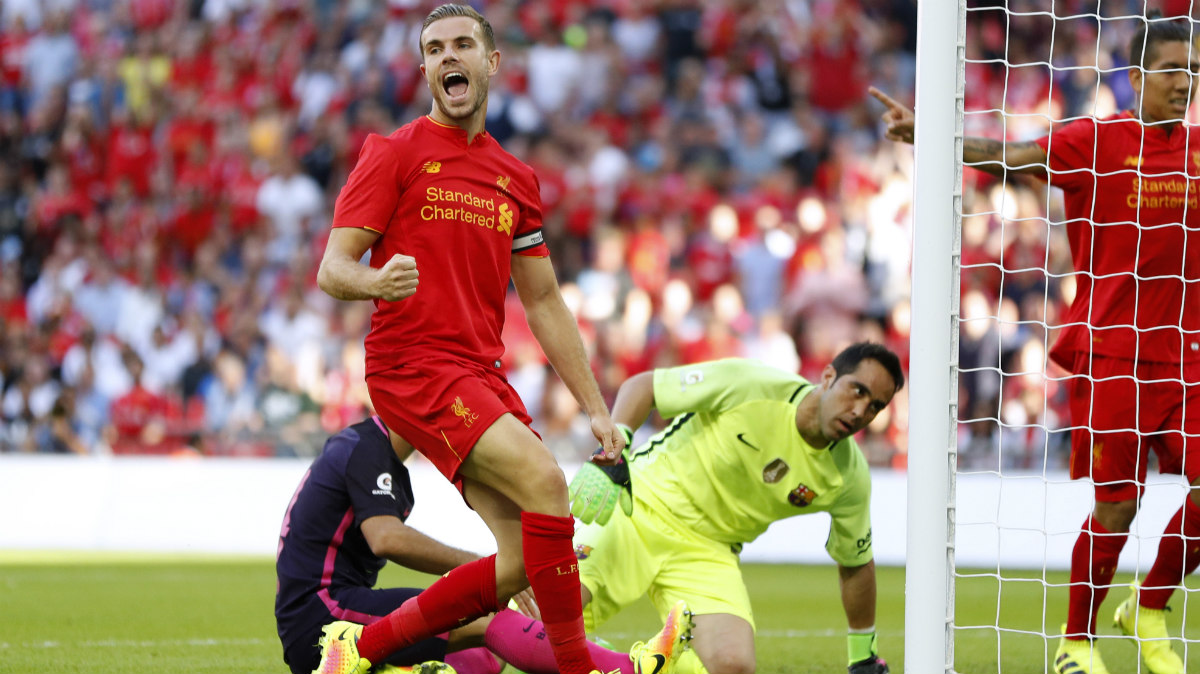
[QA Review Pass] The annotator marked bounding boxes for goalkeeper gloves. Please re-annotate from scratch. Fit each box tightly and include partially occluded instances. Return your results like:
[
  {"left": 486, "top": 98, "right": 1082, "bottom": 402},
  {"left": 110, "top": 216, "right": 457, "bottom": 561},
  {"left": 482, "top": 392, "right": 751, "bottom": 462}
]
[
  {"left": 847, "top": 631, "right": 888, "bottom": 674},
  {"left": 568, "top": 424, "right": 634, "bottom": 525}
]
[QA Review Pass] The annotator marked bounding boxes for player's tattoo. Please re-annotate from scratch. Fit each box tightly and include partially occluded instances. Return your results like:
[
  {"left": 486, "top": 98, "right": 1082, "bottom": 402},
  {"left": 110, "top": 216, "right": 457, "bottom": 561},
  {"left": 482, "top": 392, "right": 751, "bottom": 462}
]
[
  {"left": 963, "top": 138, "right": 1045, "bottom": 177},
  {"left": 964, "top": 137, "right": 1005, "bottom": 157}
]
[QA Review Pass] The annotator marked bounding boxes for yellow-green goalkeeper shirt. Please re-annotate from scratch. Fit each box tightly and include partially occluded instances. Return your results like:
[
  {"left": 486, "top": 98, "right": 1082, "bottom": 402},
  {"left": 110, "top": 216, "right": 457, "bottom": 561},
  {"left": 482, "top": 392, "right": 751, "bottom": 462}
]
[{"left": 629, "top": 358, "right": 874, "bottom": 566}]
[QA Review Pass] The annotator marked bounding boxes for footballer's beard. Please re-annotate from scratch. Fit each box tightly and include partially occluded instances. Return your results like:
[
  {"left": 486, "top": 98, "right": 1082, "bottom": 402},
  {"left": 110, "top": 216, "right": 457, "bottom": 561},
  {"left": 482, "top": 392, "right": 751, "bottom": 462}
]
[{"left": 436, "top": 78, "right": 489, "bottom": 122}]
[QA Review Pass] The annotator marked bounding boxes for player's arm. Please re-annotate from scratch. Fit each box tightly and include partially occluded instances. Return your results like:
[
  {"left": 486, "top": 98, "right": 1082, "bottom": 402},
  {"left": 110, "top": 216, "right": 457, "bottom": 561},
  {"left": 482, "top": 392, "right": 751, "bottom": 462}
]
[
  {"left": 360, "top": 514, "right": 480, "bottom": 575},
  {"left": 511, "top": 254, "right": 623, "bottom": 463},
  {"left": 869, "top": 86, "right": 1047, "bottom": 178},
  {"left": 611, "top": 370, "right": 656, "bottom": 431},
  {"left": 317, "top": 227, "right": 419, "bottom": 302},
  {"left": 838, "top": 560, "right": 889, "bottom": 674}
]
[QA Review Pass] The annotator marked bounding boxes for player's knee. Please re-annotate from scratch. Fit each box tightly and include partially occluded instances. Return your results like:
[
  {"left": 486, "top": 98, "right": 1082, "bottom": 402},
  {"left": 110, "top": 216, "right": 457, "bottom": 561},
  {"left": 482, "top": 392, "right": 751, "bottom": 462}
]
[
  {"left": 700, "top": 651, "right": 755, "bottom": 674},
  {"left": 515, "top": 459, "right": 569, "bottom": 514},
  {"left": 1094, "top": 498, "right": 1138, "bottom": 533}
]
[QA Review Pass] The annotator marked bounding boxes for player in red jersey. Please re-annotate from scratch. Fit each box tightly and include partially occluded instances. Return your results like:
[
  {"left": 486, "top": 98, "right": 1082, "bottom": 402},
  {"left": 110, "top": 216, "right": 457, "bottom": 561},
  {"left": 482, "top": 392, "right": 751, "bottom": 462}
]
[
  {"left": 873, "top": 14, "right": 1200, "bottom": 674},
  {"left": 313, "top": 5, "right": 691, "bottom": 674}
]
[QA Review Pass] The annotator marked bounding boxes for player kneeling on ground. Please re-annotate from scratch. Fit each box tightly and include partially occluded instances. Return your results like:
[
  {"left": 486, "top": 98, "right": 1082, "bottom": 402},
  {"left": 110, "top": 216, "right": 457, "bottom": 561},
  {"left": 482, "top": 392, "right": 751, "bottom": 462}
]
[
  {"left": 275, "top": 415, "right": 692, "bottom": 674},
  {"left": 570, "top": 343, "right": 903, "bottom": 674}
]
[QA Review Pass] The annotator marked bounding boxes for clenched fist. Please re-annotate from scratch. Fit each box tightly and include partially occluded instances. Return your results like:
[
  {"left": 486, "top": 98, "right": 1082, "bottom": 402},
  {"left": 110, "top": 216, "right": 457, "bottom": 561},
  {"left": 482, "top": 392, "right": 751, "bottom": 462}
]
[{"left": 375, "top": 254, "right": 419, "bottom": 301}]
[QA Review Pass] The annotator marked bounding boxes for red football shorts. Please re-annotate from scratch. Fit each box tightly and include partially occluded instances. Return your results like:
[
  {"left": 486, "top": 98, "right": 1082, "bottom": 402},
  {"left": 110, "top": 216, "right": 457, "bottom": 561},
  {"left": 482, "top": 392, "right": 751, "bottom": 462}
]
[
  {"left": 1067, "top": 354, "right": 1200, "bottom": 502},
  {"left": 367, "top": 358, "right": 536, "bottom": 484}
]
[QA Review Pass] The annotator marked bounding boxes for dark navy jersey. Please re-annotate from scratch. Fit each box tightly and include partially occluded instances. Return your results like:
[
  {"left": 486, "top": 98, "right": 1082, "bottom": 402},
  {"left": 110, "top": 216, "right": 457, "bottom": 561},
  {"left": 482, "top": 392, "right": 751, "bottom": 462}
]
[{"left": 275, "top": 416, "right": 416, "bottom": 648}]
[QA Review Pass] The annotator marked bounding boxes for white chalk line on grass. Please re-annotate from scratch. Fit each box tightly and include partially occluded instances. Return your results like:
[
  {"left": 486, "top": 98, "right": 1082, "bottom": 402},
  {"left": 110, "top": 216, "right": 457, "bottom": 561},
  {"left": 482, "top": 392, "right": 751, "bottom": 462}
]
[{"left": 0, "top": 630, "right": 908, "bottom": 650}]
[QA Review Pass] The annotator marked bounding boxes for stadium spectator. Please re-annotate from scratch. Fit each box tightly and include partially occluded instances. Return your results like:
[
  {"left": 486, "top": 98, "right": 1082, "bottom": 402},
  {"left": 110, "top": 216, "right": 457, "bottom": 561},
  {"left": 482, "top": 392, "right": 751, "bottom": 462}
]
[
  {"left": 275, "top": 414, "right": 690, "bottom": 674},
  {"left": 256, "top": 151, "right": 325, "bottom": 268},
  {"left": 202, "top": 349, "right": 258, "bottom": 443},
  {"left": 872, "top": 14, "right": 1200, "bottom": 674},
  {"left": 22, "top": 10, "right": 78, "bottom": 110},
  {"left": 259, "top": 284, "right": 328, "bottom": 363},
  {"left": 61, "top": 323, "right": 132, "bottom": 401},
  {"left": 568, "top": 343, "right": 903, "bottom": 674},
  {"left": 311, "top": 6, "right": 634, "bottom": 674},
  {"left": 106, "top": 347, "right": 188, "bottom": 455}
]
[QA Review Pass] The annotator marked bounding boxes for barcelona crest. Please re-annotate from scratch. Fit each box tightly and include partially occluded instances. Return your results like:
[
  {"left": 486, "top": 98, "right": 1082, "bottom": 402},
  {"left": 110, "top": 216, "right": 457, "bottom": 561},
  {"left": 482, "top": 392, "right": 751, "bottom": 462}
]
[{"left": 788, "top": 483, "right": 817, "bottom": 508}]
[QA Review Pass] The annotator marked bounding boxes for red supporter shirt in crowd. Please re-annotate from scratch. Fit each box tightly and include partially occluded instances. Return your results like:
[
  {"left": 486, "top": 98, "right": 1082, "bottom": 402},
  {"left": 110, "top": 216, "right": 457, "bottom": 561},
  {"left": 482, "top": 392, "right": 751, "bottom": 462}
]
[
  {"left": 1037, "top": 111, "right": 1200, "bottom": 369},
  {"left": 331, "top": 116, "right": 549, "bottom": 375}
]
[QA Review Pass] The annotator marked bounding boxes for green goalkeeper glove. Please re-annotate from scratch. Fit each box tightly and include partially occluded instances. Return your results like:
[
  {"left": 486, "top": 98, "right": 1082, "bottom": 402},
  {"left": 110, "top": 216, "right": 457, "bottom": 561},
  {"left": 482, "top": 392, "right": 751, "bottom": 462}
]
[{"left": 568, "top": 425, "right": 634, "bottom": 525}]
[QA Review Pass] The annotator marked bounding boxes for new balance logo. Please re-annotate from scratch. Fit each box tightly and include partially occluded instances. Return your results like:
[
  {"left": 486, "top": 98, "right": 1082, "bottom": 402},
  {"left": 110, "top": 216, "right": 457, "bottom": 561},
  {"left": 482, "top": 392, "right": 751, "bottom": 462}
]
[
  {"left": 1123, "top": 155, "right": 1142, "bottom": 168},
  {"left": 422, "top": 161, "right": 442, "bottom": 173}
]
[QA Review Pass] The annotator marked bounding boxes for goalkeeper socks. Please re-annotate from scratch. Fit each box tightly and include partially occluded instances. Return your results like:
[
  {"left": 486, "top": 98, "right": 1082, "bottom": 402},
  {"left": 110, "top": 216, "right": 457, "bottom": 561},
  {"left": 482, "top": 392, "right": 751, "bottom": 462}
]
[
  {"left": 1065, "top": 515, "right": 1127, "bottom": 638},
  {"left": 847, "top": 629, "right": 877, "bottom": 663},
  {"left": 521, "top": 511, "right": 598, "bottom": 674},
  {"left": 445, "top": 647, "right": 503, "bottom": 674},
  {"left": 1140, "top": 497, "right": 1200, "bottom": 609},
  {"left": 484, "top": 608, "right": 633, "bottom": 674},
  {"left": 359, "top": 555, "right": 499, "bottom": 664}
]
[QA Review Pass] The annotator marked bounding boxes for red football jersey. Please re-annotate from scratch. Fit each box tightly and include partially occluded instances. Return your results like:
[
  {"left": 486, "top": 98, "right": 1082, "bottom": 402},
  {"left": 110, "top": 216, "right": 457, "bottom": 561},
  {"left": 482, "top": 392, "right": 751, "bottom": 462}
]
[
  {"left": 1037, "top": 112, "right": 1200, "bottom": 368},
  {"left": 331, "top": 116, "right": 550, "bottom": 375}
]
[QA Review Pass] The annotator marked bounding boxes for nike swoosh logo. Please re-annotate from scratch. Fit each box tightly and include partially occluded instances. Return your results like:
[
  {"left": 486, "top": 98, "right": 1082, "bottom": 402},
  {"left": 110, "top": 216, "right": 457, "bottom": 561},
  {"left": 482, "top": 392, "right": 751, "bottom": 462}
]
[
  {"left": 522, "top": 621, "right": 536, "bottom": 633},
  {"left": 336, "top": 626, "right": 355, "bottom": 641},
  {"left": 736, "top": 433, "right": 761, "bottom": 451},
  {"left": 646, "top": 654, "right": 667, "bottom": 674}
]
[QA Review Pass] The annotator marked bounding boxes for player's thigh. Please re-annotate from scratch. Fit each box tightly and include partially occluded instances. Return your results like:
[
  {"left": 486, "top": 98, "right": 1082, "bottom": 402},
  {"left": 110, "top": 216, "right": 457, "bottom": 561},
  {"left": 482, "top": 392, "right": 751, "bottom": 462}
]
[
  {"left": 1067, "top": 356, "right": 1146, "bottom": 502},
  {"left": 575, "top": 507, "right": 658, "bottom": 632},
  {"left": 1159, "top": 360, "right": 1200, "bottom": 485},
  {"left": 690, "top": 613, "right": 756, "bottom": 674},
  {"left": 644, "top": 514, "right": 755, "bottom": 629},
  {"left": 368, "top": 361, "right": 523, "bottom": 486},
  {"left": 460, "top": 413, "right": 568, "bottom": 515}
]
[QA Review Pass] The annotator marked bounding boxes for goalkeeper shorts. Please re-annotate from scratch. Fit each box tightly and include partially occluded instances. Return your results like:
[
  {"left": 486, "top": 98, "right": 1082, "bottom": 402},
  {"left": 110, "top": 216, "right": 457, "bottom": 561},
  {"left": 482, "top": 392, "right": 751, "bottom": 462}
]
[
  {"left": 575, "top": 497, "right": 755, "bottom": 630},
  {"left": 367, "top": 358, "right": 537, "bottom": 485}
]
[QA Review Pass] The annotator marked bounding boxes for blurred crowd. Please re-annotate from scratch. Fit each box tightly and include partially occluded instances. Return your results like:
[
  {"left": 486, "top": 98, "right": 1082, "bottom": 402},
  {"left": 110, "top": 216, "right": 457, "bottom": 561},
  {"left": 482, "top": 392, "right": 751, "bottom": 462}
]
[{"left": 0, "top": 0, "right": 1176, "bottom": 468}]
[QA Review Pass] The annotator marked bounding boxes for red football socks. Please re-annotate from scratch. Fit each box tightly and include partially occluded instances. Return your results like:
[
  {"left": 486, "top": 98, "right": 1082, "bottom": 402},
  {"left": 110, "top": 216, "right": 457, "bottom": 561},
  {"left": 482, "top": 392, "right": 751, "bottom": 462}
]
[
  {"left": 1140, "top": 498, "right": 1200, "bottom": 609},
  {"left": 484, "top": 608, "right": 633, "bottom": 674},
  {"left": 521, "top": 511, "right": 598, "bottom": 674},
  {"left": 1065, "top": 515, "right": 1127, "bottom": 638},
  {"left": 358, "top": 555, "right": 499, "bottom": 664}
]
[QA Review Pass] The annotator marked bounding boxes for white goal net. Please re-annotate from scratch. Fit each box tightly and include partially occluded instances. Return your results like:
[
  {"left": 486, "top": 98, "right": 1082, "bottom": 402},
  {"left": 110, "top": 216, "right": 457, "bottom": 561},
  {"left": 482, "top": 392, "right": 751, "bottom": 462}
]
[{"left": 908, "top": 2, "right": 1199, "bottom": 672}]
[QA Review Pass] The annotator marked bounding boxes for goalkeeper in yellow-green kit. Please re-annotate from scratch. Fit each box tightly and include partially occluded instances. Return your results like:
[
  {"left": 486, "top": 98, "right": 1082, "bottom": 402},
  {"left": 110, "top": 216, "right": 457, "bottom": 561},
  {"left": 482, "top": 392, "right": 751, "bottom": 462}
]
[{"left": 569, "top": 342, "right": 903, "bottom": 674}]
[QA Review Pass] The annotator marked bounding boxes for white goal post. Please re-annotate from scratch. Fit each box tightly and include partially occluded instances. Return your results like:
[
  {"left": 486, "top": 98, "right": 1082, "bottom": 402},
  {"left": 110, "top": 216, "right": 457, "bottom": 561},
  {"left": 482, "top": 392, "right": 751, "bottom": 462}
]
[{"left": 905, "top": 0, "right": 964, "bottom": 672}]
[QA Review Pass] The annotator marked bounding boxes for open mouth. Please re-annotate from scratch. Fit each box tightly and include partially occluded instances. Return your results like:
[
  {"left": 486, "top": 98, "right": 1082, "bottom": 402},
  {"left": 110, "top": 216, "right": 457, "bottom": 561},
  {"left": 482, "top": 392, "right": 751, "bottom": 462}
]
[{"left": 442, "top": 72, "right": 469, "bottom": 99}]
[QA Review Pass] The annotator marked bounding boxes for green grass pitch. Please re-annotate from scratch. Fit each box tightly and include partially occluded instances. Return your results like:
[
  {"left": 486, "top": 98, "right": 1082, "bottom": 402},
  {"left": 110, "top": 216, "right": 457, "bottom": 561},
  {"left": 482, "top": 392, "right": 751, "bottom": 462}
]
[{"left": 2, "top": 552, "right": 1199, "bottom": 673}]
